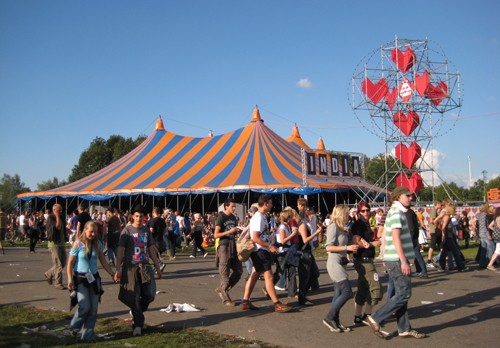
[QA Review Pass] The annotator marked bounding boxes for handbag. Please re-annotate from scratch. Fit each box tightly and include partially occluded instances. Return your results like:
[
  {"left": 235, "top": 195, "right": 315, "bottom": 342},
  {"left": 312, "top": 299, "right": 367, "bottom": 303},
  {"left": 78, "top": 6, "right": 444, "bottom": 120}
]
[{"left": 236, "top": 229, "right": 255, "bottom": 262}]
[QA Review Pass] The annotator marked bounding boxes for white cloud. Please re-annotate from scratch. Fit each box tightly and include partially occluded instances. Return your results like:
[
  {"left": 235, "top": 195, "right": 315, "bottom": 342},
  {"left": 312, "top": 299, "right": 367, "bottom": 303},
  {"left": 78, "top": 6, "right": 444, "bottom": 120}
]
[
  {"left": 297, "top": 78, "right": 313, "bottom": 89},
  {"left": 416, "top": 148, "right": 445, "bottom": 186}
]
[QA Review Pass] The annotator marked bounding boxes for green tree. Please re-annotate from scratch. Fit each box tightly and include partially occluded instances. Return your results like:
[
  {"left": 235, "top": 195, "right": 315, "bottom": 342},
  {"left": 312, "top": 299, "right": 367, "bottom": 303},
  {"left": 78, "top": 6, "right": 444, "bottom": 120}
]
[
  {"left": 365, "top": 153, "right": 399, "bottom": 190},
  {"left": 0, "top": 174, "right": 30, "bottom": 211},
  {"left": 68, "top": 134, "right": 146, "bottom": 183},
  {"left": 36, "top": 177, "right": 67, "bottom": 191}
]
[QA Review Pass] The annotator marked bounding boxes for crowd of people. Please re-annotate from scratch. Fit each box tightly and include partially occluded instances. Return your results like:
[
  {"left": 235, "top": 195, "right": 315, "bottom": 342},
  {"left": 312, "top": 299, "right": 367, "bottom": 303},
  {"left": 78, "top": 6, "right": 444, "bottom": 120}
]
[{"left": 1, "top": 193, "right": 499, "bottom": 342}]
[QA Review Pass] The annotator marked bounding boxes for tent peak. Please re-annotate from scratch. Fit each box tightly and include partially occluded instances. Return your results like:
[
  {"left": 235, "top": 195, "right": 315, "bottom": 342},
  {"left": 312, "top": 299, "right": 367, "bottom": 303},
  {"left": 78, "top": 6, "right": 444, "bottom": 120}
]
[
  {"left": 251, "top": 106, "right": 263, "bottom": 122},
  {"left": 317, "top": 136, "right": 326, "bottom": 151},
  {"left": 155, "top": 116, "right": 165, "bottom": 131}
]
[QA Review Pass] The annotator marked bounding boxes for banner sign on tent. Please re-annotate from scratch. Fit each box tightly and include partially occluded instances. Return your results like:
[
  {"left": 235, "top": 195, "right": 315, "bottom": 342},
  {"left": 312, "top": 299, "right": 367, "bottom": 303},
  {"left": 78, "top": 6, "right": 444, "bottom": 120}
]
[
  {"left": 306, "top": 152, "right": 317, "bottom": 175},
  {"left": 305, "top": 152, "right": 363, "bottom": 177}
]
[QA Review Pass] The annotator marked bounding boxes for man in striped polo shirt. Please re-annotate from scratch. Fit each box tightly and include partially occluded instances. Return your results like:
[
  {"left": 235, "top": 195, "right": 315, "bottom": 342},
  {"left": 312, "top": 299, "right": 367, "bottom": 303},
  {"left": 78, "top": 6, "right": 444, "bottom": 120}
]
[{"left": 366, "top": 187, "right": 427, "bottom": 339}]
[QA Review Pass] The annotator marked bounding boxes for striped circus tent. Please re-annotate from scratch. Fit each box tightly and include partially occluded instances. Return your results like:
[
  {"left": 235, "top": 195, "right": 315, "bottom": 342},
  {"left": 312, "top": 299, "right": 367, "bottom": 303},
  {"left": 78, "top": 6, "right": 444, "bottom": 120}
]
[{"left": 18, "top": 107, "right": 382, "bottom": 203}]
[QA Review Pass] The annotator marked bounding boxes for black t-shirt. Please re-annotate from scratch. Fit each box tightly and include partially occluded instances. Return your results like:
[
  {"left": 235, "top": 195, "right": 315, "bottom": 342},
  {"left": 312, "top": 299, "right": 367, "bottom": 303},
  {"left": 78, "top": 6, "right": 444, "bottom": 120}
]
[
  {"left": 405, "top": 209, "right": 419, "bottom": 246},
  {"left": 298, "top": 218, "right": 312, "bottom": 252},
  {"left": 351, "top": 218, "right": 376, "bottom": 259},
  {"left": 149, "top": 216, "right": 166, "bottom": 241},
  {"left": 77, "top": 212, "right": 92, "bottom": 234},
  {"left": 215, "top": 213, "right": 238, "bottom": 246}
]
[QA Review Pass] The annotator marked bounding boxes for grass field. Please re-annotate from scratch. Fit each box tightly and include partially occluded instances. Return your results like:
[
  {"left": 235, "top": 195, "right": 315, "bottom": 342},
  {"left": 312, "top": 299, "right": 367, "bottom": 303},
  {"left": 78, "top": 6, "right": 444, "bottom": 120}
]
[{"left": 0, "top": 305, "right": 277, "bottom": 348}]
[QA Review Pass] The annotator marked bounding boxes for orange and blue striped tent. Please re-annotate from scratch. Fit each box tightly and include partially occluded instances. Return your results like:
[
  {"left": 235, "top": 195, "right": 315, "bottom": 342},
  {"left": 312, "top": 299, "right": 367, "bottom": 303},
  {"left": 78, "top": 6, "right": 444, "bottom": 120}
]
[{"left": 18, "top": 107, "right": 381, "bottom": 201}]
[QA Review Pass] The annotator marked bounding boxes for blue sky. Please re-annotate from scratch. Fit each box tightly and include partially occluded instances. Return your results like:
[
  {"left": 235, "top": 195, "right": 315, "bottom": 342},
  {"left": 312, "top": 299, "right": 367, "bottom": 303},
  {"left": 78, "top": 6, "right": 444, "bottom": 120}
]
[{"left": 1, "top": 0, "right": 499, "bottom": 191}]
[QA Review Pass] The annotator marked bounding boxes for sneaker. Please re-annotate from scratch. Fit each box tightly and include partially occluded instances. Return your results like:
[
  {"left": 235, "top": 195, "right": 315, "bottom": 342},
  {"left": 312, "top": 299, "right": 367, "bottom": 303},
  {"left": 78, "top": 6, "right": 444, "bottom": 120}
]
[
  {"left": 426, "top": 262, "right": 436, "bottom": 268},
  {"left": 54, "top": 284, "right": 66, "bottom": 290},
  {"left": 299, "top": 298, "right": 314, "bottom": 306},
  {"left": 487, "top": 266, "right": 496, "bottom": 271},
  {"left": 365, "top": 315, "right": 385, "bottom": 339},
  {"left": 411, "top": 272, "right": 421, "bottom": 277},
  {"left": 419, "top": 273, "right": 429, "bottom": 279},
  {"left": 274, "top": 285, "right": 286, "bottom": 291},
  {"left": 457, "top": 267, "right": 469, "bottom": 272},
  {"left": 323, "top": 319, "right": 342, "bottom": 333},
  {"left": 398, "top": 329, "right": 427, "bottom": 338},
  {"left": 240, "top": 301, "right": 259, "bottom": 310},
  {"left": 338, "top": 324, "right": 352, "bottom": 332},
  {"left": 132, "top": 327, "right": 141, "bottom": 337},
  {"left": 189, "top": 255, "right": 195, "bottom": 258},
  {"left": 354, "top": 314, "right": 367, "bottom": 325},
  {"left": 274, "top": 302, "right": 291, "bottom": 313},
  {"left": 203, "top": 252, "right": 208, "bottom": 258},
  {"left": 160, "top": 263, "right": 166, "bottom": 272}
]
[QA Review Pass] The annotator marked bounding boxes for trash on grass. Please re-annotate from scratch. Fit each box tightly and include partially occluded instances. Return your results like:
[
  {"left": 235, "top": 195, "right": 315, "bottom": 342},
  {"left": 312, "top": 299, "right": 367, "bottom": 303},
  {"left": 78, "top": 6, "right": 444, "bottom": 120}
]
[{"left": 160, "top": 303, "right": 201, "bottom": 313}]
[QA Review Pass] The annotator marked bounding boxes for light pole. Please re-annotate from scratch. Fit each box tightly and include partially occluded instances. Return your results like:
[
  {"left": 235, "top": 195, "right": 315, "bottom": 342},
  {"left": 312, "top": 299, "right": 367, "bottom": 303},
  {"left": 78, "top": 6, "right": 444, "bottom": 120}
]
[{"left": 481, "top": 170, "right": 488, "bottom": 202}]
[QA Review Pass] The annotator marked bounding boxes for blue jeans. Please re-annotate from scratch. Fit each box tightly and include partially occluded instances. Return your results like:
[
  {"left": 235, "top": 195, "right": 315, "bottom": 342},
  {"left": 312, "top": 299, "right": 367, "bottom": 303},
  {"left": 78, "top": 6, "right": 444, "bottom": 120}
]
[
  {"left": 413, "top": 245, "right": 428, "bottom": 277},
  {"left": 71, "top": 281, "right": 99, "bottom": 341},
  {"left": 325, "top": 279, "right": 352, "bottom": 324},
  {"left": 478, "top": 234, "right": 495, "bottom": 267},
  {"left": 439, "top": 235, "right": 465, "bottom": 270},
  {"left": 372, "top": 261, "right": 411, "bottom": 333},
  {"left": 131, "top": 267, "right": 157, "bottom": 329}
]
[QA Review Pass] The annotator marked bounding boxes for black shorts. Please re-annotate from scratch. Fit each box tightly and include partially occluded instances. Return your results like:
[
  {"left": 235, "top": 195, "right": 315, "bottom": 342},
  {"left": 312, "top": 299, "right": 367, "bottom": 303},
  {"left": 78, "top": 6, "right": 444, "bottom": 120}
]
[
  {"left": 429, "top": 233, "right": 441, "bottom": 250},
  {"left": 250, "top": 249, "right": 273, "bottom": 272}
]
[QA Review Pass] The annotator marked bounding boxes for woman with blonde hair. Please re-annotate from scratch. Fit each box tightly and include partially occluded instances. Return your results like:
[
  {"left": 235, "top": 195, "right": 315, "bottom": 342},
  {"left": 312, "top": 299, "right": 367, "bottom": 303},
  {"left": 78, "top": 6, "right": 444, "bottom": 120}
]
[
  {"left": 190, "top": 213, "right": 208, "bottom": 258},
  {"left": 323, "top": 204, "right": 359, "bottom": 333},
  {"left": 66, "top": 221, "right": 116, "bottom": 341},
  {"left": 438, "top": 200, "right": 467, "bottom": 272}
]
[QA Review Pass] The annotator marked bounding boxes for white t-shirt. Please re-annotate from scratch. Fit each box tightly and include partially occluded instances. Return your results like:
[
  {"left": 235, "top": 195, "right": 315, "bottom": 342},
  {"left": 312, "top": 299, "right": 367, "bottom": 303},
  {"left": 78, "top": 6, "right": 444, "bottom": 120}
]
[
  {"left": 250, "top": 211, "right": 270, "bottom": 251},
  {"left": 276, "top": 223, "right": 291, "bottom": 253},
  {"left": 176, "top": 215, "right": 184, "bottom": 229}
]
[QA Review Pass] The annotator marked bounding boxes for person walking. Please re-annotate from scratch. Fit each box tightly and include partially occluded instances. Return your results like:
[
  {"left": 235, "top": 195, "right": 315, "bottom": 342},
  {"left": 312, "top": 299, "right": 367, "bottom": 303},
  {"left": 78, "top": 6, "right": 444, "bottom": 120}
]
[
  {"left": 366, "top": 187, "right": 427, "bottom": 339},
  {"left": 486, "top": 207, "right": 500, "bottom": 271},
  {"left": 351, "top": 201, "right": 383, "bottom": 325},
  {"left": 190, "top": 213, "right": 208, "bottom": 258},
  {"left": 214, "top": 198, "right": 243, "bottom": 305},
  {"left": 323, "top": 204, "right": 359, "bottom": 333},
  {"left": 44, "top": 204, "right": 68, "bottom": 290},
  {"left": 240, "top": 194, "right": 290, "bottom": 313},
  {"left": 66, "top": 221, "right": 116, "bottom": 341},
  {"left": 114, "top": 205, "right": 163, "bottom": 337}
]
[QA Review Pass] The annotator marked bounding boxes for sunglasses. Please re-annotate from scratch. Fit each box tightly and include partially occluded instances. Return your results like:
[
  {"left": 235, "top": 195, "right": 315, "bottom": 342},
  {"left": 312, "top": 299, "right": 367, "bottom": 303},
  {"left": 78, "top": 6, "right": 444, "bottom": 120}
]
[{"left": 359, "top": 209, "right": 370, "bottom": 213}]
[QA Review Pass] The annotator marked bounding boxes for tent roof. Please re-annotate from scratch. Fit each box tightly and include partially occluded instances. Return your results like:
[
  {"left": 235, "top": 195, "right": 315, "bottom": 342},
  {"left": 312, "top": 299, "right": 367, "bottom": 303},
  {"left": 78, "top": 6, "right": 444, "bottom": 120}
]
[
  {"left": 18, "top": 107, "right": 382, "bottom": 200},
  {"left": 286, "top": 124, "right": 311, "bottom": 149}
]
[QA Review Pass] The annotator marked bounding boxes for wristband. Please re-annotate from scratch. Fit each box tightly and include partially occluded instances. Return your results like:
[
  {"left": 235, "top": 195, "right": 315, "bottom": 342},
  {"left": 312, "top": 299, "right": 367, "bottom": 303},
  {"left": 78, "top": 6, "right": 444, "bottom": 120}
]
[
  {"left": 401, "top": 260, "right": 408, "bottom": 265},
  {"left": 344, "top": 245, "right": 347, "bottom": 251}
]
